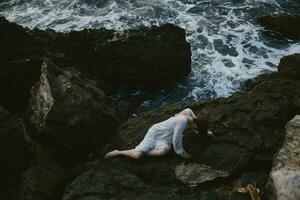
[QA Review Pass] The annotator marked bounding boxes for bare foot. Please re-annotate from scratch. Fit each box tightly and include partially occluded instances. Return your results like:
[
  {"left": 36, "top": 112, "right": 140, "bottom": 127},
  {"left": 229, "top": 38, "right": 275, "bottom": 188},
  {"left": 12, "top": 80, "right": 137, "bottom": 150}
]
[{"left": 104, "top": 150, "right": 120, "bottom": 159}]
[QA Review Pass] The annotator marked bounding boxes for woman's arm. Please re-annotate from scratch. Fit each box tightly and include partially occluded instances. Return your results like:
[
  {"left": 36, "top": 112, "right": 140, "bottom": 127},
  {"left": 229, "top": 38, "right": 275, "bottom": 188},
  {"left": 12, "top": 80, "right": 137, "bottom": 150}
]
[
  {"left": 178, "top": 108, "right": 197, "bottom": 119},
  {"left": 173, "top": 117, "right": 190, "bottom": 158},
  {"left": 185, "top": 108, "right": 197, "bottom": 118}
]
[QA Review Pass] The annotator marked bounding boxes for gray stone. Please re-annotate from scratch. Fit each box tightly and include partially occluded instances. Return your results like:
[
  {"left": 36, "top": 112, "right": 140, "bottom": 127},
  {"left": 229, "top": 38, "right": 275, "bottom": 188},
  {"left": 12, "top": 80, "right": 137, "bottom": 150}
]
[
  {"left": 175, "top": 163, "right": 229, "bottom": 187},
  {"left": 268, "top": 115, "right": 300, "bottom": 200}
]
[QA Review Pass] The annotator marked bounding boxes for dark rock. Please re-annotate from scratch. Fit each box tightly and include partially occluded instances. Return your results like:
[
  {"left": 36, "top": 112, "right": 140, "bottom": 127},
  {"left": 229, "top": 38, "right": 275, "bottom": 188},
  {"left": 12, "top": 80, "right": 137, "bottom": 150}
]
[
  {"left": 0, "top": 17, "right": 45, "bottom": 63},
  {"left": 213, "top": 39, "right": 239, "bottom": 57},
  {"left": 0, "top": 58, "right": 43, "bottom": 115},
  {"left": 49, "top": 24, "right": 191, "bottom": 89},
  {"left": 0, "top": 105, "right": 30, "bottom": 200},
  {"left": 21, "top": 158, "right": 64, "bottom": 200},
  {"left": 267, "top": 115, "right": 300, "bottom": 200},
  {"left": 24, "top": 60, "right": 117, "bottom": 168},
  {"left": 257, "top": 13, "right": 300, "bottom": 40},
  {"left": 0, "top": 17, "right": 191, "bottom": 115},
  {"left": 63, "top": 168, "right": 146, "bottom": 200}
]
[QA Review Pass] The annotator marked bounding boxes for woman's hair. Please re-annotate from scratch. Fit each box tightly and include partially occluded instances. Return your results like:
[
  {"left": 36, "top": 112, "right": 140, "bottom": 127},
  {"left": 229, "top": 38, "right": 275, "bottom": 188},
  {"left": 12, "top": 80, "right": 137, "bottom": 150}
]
[{"left": 194, "top": 118, "right": 209, "bottom": 136}]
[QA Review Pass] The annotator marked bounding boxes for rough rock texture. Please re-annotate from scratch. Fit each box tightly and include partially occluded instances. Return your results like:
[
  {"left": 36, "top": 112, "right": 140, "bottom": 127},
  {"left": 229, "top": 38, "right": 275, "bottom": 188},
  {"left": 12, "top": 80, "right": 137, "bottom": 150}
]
[
  {"left": 0, "top": 17, "right": 191, "bottom": 114},
  {"left": 257, "top": 13, "right": 300, "bottom": 40},
  {"left": 49, "top": 24, "right": 191, "bottom": 89},
  {"left": 24, "top": 60, "right": 117, "bottom": 168},
  {"left": 63, "top": 168, "right": 146, "bottom": 200},
  {"left": 0, "top": 105, "right": 29, "bottom": 200},
  {"left": 175, "top": 163, "right": 230, "bottom": 187},
  {"left": 63, "top": 54, "right": 300, "bottom": 200},
  {"left": 21, "top": 158, "right": 64, "bottom": 200},
  {"left": 268, "top": 115, "right": 300, "bottom": 200}
]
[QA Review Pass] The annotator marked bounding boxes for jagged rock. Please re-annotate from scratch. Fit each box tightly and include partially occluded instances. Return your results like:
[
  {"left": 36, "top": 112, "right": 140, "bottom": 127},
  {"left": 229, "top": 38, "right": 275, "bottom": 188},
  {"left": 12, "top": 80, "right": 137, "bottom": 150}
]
[
  {"left": 175, "top": 163, "right": 229, "bottom": 187},
  {"left": 0, "top": 58, "right": 43, "bottom": 115},
  {"left": 24, "top": 60, "right": 117, "bottom": 168},
  {"left": 257, "top": 13, "right": 300, "bottom": 40},
  {"left": 0, "top": 17, "right": 191, "bottom": 114},
  {"left": 0, "top": 105, "right": 30, "bottom": 200},
  {"left": 268, "top": 115, "right": 300, "bottom": 200},
  {"left": 21, "top": 158, "right": 64, "bottom": 200}
]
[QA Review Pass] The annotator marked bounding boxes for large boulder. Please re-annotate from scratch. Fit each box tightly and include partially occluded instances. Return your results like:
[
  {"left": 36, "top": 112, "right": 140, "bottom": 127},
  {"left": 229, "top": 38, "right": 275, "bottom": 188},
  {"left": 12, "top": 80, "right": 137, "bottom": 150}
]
[
  {"left": 24, "top": 60, "right": 117, "bottom": 168},
  {"left": 268, "top": 115, "right": 300, "bottom": 200},
  {"left": 0, "top": 105, "right": 30, "bottom": 200},
  {"left": 0, "top": 17, "right": 191, "bottom": 114},
  {"left": 49, "top": 24, "right": 191, "bottom": 89},
  {"left": 257, "top": 13, "right": 300, "bottom": 40}
]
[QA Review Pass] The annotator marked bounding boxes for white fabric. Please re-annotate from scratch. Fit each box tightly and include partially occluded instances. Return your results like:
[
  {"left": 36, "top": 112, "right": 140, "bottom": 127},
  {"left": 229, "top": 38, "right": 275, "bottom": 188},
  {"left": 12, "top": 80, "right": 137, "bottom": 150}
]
[{"left": 134, "top": 108, "right": 196, "bottom": 155}]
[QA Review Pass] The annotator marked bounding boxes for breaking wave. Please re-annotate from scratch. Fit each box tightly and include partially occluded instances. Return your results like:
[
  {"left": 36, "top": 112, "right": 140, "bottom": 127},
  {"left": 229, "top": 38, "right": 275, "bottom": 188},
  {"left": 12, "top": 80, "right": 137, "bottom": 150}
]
[{"left": 1, "top": 0, "right": 300, "bottom": 110}]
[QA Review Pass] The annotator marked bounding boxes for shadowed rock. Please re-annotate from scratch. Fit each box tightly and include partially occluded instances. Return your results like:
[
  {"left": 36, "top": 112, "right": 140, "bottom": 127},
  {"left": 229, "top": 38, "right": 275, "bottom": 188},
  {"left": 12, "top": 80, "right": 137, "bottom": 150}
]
[
  {"left": 24, "top": 60, "right": 117, "bottom": 168},
  {"left": 21, "top": 158, "right": 64, "bottom": 200},
  {"left": 0, "top": 105, "right": 30, "bottom": 200},
  {"left": 49, "top": 24, "right": 191, "bottom": 89},
  {"left": 257, "top": 13, "right": 300, "bottom": 40},
  {"left": 63, "top": 168, "right": 146, "bottom": 200}
]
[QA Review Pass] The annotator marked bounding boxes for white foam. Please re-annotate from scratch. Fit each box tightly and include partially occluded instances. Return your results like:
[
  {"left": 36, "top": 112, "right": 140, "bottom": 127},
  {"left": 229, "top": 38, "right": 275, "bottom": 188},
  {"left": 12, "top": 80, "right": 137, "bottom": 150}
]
[{"left": 1, "top": 0, "right": 300, "bottom": 105}]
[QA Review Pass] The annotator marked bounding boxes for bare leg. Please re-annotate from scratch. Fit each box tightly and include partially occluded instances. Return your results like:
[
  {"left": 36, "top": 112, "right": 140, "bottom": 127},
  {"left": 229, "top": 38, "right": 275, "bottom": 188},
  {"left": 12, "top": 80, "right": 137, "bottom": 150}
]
[
  {"left": 146, "top": 148, "right": 169, "bottom": 157},
  {"left": 105, "top": 149, "right": 143, "bottom": 159}
]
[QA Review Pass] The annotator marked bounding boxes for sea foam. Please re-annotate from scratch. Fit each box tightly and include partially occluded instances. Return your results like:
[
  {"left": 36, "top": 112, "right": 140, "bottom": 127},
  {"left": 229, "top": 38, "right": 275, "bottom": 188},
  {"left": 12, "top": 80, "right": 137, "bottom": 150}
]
[{"left": 1, "top": 0, "right": 299, "bottom": 109}]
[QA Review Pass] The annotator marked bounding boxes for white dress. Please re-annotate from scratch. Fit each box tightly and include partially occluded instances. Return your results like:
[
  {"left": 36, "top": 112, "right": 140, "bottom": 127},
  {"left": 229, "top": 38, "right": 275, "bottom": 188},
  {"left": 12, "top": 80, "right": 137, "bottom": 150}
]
[{"left": 134, "top": 108, "right": 197, "bottom": 155}]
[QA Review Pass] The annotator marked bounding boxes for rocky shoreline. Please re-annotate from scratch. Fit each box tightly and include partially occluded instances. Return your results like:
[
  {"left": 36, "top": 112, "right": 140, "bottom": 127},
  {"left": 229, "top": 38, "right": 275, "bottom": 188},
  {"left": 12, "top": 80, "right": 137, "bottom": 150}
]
[
  {"left": 0, "top": 16, "right": 191, "bottom": 115},
  {"left": 0, "top": 14, "right": 299, "bottom": 200}
]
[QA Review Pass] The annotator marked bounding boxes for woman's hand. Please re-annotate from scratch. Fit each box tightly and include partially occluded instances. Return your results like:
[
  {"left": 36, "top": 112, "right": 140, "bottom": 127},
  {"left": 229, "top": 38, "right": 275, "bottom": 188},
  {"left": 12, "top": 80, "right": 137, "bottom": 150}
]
[
  {"left": 207, "top": 130, "right": 215, "bottom": 138},
  {"left": 181, "top": 152, "right": 192, "bottom": 159}
]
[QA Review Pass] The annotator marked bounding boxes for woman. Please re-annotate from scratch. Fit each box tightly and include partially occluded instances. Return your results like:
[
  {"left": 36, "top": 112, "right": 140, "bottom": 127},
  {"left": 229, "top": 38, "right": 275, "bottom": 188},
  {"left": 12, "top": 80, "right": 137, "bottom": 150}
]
[{"left": 105, "top": 108, "right": 213, "bottom": 159}]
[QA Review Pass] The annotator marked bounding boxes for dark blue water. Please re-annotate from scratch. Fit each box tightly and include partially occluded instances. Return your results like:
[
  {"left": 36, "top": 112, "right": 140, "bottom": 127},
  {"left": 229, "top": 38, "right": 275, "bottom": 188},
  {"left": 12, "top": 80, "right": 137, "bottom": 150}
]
[{"left": 1, "top": 0, "right": 300, "bottom": 111}]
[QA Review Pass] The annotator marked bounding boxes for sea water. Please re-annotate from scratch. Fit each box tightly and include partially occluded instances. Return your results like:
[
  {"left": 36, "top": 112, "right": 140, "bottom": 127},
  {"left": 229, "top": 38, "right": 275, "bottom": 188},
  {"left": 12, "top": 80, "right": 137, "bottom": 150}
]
[{"left": 1, "top": 0, "right": 300, "bottom": 111}]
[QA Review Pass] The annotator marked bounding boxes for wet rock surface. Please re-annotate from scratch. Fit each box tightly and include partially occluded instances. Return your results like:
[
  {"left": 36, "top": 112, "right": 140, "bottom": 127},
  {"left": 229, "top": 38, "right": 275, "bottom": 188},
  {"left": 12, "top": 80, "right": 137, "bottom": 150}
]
[
  {"left": 257, "top": 13, "right": 300, "bottom": 40},
  {"left": 0, "top": 17, "right": 191, "bottom": 114},
  {"left": 24, "top": 60, "right": 117, "bottom": 168},
  {"left": 268, "top": 115, "right": 300, "bottom": 200}
]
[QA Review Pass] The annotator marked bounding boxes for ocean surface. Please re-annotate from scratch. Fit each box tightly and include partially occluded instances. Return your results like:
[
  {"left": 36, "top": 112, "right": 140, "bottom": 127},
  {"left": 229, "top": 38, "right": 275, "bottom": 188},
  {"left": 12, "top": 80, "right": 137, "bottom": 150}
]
[{"left": 1, "top": 0, "right": 300, "bottom": 111}]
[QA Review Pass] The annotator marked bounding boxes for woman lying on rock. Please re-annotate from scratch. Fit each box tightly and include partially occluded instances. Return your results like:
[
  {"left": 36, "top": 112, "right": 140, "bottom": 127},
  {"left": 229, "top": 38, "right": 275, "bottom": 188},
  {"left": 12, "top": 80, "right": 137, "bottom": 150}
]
[{"left": 105, "top": 108, "right": 214, "bottom": 159}]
